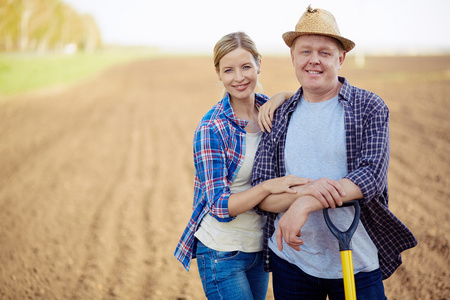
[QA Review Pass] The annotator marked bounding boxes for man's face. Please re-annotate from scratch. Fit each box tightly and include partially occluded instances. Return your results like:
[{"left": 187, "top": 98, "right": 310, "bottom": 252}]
[{"left": 290, "top": 35, "right": 345, "bottom": 98}]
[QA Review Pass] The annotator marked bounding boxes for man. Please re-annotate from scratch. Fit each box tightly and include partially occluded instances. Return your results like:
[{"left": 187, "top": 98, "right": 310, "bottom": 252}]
[{"left": 251, "top": 6, "right": 417, "bottom": 299}]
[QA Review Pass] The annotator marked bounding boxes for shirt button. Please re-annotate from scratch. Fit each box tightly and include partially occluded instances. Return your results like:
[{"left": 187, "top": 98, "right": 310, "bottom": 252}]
[{"left": 266, "top": 260, "right": 270, "bottom": 264}]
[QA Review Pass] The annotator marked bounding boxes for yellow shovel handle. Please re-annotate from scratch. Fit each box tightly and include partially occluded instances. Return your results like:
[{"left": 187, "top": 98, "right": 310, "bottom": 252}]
[{"left": 341, "top": 250, "right": 357, "bottom": 300}]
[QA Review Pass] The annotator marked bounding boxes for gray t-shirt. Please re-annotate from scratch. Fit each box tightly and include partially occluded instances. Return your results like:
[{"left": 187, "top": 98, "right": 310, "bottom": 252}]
[{"left": 268, "top": 95, "right": 379, "bottom": 279}]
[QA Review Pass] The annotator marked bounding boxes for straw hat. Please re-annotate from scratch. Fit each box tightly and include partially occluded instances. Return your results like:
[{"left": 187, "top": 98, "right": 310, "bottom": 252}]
[{"left": 282, "top": 5, "right": 355, "bottom": 52}]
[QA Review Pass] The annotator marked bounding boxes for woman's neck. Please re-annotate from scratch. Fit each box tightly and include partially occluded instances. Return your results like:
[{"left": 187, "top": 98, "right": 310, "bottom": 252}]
[
  {"left": 230, "top": 94, "right": 256, "bottom": 120},
  {"left": 230, "top": 94, "right": 260, "bottom": 133}
]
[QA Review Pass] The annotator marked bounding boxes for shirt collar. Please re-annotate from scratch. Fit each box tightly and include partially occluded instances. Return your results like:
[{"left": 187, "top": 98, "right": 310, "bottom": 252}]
[
  {"left": 282, "top": 76, "right": 352, "bottom": 114},
  {"left": 337, "top": 76, "right": 353, "bottom": 106},
  {"left": 222, "top": 93, "right": 267, "bottom": 129}
]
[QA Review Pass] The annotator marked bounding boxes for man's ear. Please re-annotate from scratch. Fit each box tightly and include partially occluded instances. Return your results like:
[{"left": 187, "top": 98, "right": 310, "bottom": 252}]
[
  {"left": 338, "top": 51, "right": 346, "bottom": 69},
  {"left": 290, "top": 48, "right": 295, "bottom": 67}
]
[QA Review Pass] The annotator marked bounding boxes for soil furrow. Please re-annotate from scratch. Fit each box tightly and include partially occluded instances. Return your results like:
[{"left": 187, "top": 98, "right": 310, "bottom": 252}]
[{"left": 0, "top": 56, "right": 448, "bottom": 300}]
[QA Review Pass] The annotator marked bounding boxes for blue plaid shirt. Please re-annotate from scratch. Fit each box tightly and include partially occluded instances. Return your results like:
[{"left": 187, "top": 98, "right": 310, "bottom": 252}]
[
  {"left": 251, "top": 77, "right": 417, "bottom": 279},
  {"left": 174, "top": 93, "right": 269, "bottom": 271}
]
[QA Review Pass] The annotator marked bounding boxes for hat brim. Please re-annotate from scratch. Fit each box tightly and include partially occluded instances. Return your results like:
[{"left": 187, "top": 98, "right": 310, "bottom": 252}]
[{"left": 282, "top": 31, "right": 355, "bottom": 52}]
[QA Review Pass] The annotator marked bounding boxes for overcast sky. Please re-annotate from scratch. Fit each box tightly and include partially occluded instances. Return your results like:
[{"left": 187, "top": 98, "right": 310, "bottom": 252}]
[{"left": 62, "top": 0, "right": 450, "bottom": 55}]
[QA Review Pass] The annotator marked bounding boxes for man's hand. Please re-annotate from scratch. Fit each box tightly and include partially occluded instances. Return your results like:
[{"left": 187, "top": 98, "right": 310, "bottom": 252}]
[
  {"left": 276, "top": 195, "right": 321, "bottom": 251},
  {"left": 275, "top": 178, "right": 363, "bottom": 251},
  {"left": 299, "top": 177, "right": 346, "bottom": 208}
]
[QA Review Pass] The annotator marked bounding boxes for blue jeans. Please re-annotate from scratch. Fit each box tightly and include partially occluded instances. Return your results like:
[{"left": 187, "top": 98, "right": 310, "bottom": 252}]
[
  {"left": 196, "top": 241, "right": 269, "bottom": 300},
  {"left": 271, "top": 250, "right": 387, "bottom": 300}
]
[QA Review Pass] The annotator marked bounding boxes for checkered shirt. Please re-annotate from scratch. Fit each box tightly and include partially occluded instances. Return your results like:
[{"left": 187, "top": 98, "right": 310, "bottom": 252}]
[
  {"left": 251, "top": 77, "right": 417, "bottom": 280},
  {"left": 174, "top": 93, "right": 269, "bottom": 271}
]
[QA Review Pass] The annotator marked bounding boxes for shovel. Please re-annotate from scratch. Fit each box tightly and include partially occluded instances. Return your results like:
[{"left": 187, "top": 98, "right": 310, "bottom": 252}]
[{"left": 323, "top": 200, "right": 361, "bottom": 300}]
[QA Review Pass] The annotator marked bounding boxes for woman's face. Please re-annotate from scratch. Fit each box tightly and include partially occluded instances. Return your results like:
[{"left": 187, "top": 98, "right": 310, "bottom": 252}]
[{"left": 217, "top": 47, "right": 261, "bottom": 102}]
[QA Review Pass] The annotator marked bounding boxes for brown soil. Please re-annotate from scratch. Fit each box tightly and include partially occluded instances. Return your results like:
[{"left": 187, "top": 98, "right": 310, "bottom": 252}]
[{"left": 0, "top": 55, "right": 449, "bottom": 299}]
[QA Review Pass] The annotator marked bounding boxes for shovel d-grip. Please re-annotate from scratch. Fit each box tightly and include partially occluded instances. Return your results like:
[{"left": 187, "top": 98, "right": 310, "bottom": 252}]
[{"left": 323, "top": 200, "right": 361, "bottom": 300}]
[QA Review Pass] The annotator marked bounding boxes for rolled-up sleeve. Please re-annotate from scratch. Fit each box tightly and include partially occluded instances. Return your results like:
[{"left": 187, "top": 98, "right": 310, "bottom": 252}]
[
  {"left": 193, "top": 124, "right": 234, "bottom": 222},
  {"left": 346, "top": 97, "right": 390, "bottom": 205}
]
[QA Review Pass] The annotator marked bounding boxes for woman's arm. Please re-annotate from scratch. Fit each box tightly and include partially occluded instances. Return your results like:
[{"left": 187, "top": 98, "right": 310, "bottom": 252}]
[
  {"left": 228, "top": 175, "right": 310, "bottom": 216},
  {"left": 258, "top": 91, "right": 295, "bottom": 132},
  {"left": 259, "top": 177, "right": 349, "bottom": 213},
  {"left": 194, "top": 125, "right": 234, "bottom": 221},
  {"left": 195, "top": 123, "right": 309, "bottom": 219}
]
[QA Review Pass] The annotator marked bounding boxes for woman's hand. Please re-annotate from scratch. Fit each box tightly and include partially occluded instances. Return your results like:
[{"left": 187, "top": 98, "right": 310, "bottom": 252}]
[
  {"left": 258, "top": 91, "right": 294, "bottom": 132},
  {"left": 261, "top": 174, "right": 311, "bottom": 195}
]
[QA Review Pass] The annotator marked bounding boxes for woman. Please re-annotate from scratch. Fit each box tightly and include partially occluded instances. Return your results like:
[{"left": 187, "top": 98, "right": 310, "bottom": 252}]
[{"left": 174, "top": 32, "right": 307, "bottom": 299}]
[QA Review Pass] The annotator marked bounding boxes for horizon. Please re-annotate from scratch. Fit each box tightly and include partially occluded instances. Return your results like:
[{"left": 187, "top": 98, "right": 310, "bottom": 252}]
[{"left": 61, "top": 0, "right": 450, "bottom": 56}]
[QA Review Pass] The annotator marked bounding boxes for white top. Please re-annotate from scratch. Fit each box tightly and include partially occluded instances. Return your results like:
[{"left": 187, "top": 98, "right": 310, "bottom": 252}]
[{"left": 195, "top": 131, "right": 266, "bottom": 252}]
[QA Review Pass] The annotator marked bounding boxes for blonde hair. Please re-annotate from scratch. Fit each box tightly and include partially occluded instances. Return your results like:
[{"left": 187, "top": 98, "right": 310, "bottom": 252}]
[{"left": 213, "top": 32, "right": 261, "bottom": 72}]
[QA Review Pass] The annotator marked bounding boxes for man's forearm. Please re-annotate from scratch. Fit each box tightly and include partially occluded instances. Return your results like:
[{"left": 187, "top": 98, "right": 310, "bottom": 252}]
[
  {"left": 339, "top": 178, "right": 363, "bottom": 202},
  {"left": 258, "top": 192, "right": 299, "bottom": 213},
  {"left": 259, "top": 178, "right": 363, "bottom": 213}
]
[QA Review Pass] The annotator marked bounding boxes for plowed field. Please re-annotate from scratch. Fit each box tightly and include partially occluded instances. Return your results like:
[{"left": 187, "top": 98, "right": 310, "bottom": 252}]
[{"left": 0, "top": 55, "right": 449, "bottom": 299}]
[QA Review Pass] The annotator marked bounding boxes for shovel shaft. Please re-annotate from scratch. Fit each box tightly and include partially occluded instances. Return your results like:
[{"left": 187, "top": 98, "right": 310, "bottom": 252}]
[{"left": 341, "top": 250, "right": 357, "bottom": 300}]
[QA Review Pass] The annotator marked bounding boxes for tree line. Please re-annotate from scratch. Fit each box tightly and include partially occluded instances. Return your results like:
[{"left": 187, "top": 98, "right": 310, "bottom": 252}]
[{"left": 0, "top": 0, "right": 102, "bottom": 53}]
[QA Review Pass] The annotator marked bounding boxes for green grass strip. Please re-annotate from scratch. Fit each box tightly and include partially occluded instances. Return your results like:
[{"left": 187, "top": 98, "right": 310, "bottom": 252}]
[{"left": 0, "top": 49, "right": 157, "bottom": 96}]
